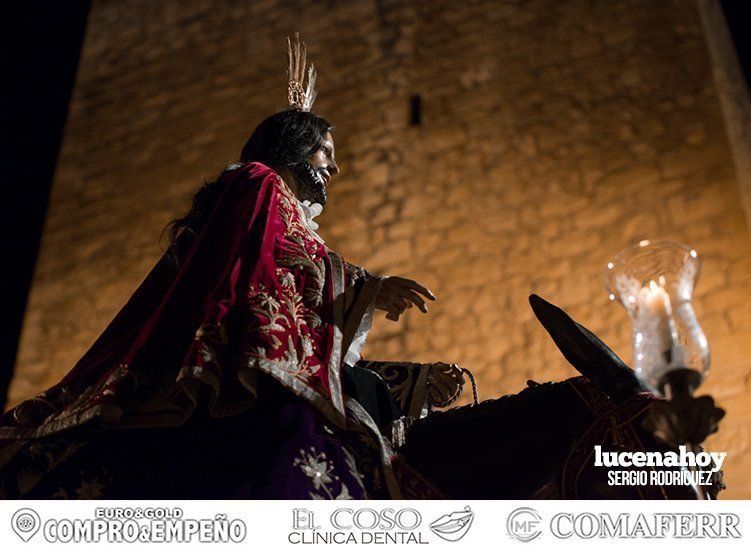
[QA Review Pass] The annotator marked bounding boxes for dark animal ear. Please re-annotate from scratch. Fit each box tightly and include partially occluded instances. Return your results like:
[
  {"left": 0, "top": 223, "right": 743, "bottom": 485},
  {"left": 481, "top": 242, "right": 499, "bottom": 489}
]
[{"left": 528, "top": 294, "right": 649, "bottom": 403}]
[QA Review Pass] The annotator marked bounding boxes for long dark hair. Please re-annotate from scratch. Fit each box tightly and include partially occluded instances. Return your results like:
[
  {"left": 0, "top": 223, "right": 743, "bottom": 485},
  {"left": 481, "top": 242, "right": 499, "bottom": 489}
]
[{"left": 164, "top": 110, "right": 333, "bottom": 266}]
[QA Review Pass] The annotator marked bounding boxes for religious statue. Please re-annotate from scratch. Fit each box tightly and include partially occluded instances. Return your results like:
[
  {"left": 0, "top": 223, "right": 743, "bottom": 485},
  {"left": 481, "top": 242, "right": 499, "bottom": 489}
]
[{"left": 0, "top": 34, "right": 466, "bottom": 499}]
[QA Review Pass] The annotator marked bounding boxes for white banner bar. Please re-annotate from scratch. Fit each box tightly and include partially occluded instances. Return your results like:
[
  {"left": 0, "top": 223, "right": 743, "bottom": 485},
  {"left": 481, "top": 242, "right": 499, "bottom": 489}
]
[{"left": 1, "top": 500, "right": 749, "bottom": 549}]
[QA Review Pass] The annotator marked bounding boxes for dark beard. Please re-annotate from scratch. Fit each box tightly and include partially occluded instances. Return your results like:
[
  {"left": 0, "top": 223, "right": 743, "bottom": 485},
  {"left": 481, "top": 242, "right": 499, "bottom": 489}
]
[{"left": 289, "top": 161, "right": 327, "bottom": 205}]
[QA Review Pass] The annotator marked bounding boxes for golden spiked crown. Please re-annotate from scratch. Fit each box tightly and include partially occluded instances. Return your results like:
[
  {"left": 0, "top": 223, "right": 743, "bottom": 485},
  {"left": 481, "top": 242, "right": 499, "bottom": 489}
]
[{"left": 286, "top": 33, "right": 317, "bottom": 112}]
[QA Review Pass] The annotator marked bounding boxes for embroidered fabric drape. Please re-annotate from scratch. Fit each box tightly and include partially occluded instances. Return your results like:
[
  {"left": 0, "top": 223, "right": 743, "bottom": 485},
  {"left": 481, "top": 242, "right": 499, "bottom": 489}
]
[
  {"left": 0, "top": 164, "right": 386, "bottom": 478},
  {"left": 0, "top": 163, "right": 450, "bottom": 498}
]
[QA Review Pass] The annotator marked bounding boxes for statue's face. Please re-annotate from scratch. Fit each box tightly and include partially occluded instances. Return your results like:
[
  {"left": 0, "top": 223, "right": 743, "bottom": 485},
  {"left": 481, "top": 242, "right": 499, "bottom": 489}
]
[
  {"left": 285, "top": 131, "right": 339, "bottom": 206},
  {"left": 308, "top": 131, "right": 339, "bottom": 190}
]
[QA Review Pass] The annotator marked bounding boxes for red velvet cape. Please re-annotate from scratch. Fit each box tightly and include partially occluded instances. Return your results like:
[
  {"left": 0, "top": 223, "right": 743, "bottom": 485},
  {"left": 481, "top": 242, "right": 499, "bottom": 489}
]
[{"left": 0, "top": 163, "right": 397, "bottom": 489}]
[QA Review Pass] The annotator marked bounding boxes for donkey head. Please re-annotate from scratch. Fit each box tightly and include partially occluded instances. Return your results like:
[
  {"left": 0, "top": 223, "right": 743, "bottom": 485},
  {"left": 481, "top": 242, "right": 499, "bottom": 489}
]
[{"left": 528, "top": 294, "right": 649, "bottom": 403}]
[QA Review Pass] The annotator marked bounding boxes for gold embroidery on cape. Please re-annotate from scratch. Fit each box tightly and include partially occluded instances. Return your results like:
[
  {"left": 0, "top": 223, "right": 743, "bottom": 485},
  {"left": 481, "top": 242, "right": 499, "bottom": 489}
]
[
  {"left": 10, "top": 364, "right": 133, "bottom": 432},
  {"left": 246, "top": 279, "right": 321, "bottom": 383},
  {"left": 293, "top": 446, "right": 353, "bottom": 500},
  {"left": 275, "top": 180, "right": 325, "bottom": 307}
]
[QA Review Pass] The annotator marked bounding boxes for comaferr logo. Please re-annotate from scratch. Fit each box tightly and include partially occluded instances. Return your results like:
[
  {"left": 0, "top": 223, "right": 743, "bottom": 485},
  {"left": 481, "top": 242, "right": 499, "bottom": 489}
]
[
  {"left": 550, "top": 512, "right": 741, "bottom": 539},
  {"left": 507, "top": 507, "right": 542, "bottom": 542}
]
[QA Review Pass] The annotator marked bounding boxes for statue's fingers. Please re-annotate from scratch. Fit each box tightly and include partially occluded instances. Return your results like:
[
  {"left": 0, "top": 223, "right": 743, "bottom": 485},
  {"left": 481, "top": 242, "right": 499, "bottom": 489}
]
[
  {"left": 431, "top": 375, "right": 455, "bottom": 394},
  {"left": 446, "top": 363, "right": 465, "bottom": 383},
  {"left": 393, "top": 296, "right": 411, "bottom": 309},
  {"left": 398, "top": 289, "right": 427, "bottom": 312},
  {"left": 386, "top": 303, "right": 401, "bottom": 320},
  {"left": 401, "top": 279, "right": 436, "bottom": 301}
]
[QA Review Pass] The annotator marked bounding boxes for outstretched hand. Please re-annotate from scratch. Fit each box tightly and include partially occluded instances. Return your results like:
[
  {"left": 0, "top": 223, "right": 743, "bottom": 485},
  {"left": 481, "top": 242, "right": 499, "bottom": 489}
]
[{"left": 375, "top": 276, "right": 436, "bottom": 321}]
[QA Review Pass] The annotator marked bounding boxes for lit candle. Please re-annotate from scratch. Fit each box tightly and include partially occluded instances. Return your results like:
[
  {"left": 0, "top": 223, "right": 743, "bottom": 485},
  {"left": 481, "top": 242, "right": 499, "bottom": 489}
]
[
  {"left": 649, "top": 280, "right": 675, "bottom": 363},
  {"left": 636, "top": 279, "right": 677, "bottom": 375}
]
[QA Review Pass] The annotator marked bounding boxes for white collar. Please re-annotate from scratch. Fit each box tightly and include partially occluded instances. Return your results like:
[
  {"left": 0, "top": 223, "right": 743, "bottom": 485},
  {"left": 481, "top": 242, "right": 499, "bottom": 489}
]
[{"left": 298, "top": 199, "right": 325, "bottom": 242}]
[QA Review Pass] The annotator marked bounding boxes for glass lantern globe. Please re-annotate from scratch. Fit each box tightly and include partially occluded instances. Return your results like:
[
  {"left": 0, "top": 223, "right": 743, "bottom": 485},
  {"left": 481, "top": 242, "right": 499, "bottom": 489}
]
[{"left": 605, "top": 240, "right": 709, "bottom": 394}]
